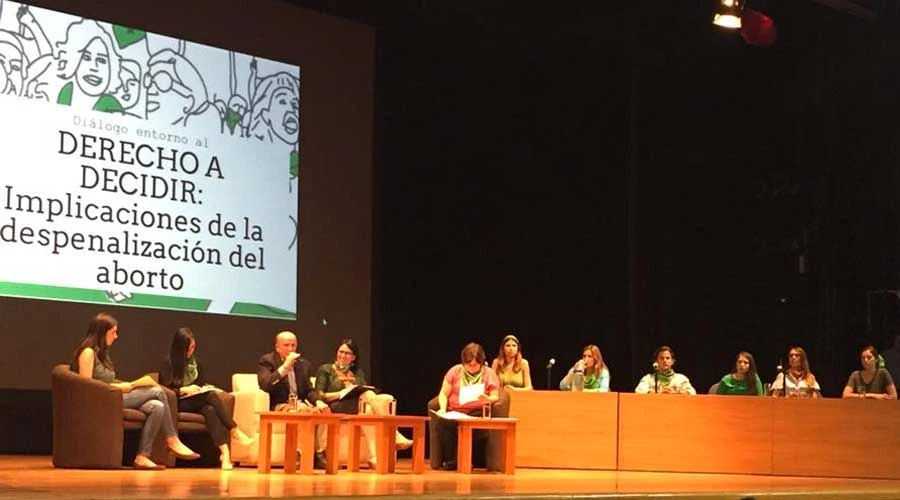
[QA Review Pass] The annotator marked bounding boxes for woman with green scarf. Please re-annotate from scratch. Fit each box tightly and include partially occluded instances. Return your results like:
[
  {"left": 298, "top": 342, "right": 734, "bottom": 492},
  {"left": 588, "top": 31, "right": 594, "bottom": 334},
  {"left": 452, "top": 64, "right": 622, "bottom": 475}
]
[
  {"left": 433, "top": 342, "right": 501, "bottom": 470},
  {"left": 559, "top": 344, "right": 610, "bottom": 391},
  {"left": 635, "top": 345, "right": 696, "bottom": 394},
  {"left": 315, "top": 338, "right": 412, "bottom": 469},
  {"left": 160, "top": 327, "right": 254, "bottom": 470}
]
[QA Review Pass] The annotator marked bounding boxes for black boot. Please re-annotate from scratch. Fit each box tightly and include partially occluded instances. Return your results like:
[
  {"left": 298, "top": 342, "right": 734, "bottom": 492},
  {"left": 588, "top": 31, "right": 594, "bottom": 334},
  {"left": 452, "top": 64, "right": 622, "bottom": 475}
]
[{"left": 314, "top": 451, "right": 327, "bottom": 470}]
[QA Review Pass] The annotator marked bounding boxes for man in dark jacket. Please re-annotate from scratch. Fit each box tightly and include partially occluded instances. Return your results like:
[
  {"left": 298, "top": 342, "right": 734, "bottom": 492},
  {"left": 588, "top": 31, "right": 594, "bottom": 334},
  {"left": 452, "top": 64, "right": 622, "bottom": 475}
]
[{"left": 257, "top": 330, "right": 330, "bottom": 468}]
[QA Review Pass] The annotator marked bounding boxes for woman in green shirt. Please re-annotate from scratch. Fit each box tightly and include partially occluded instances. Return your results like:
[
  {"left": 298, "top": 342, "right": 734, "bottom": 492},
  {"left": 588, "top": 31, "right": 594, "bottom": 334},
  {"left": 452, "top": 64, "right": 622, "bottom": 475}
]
[
  {"left": 716, "top": 351, "right": 764, "bottom": 396},
  {"left": 315, "top": 338, "right": 412, "bottom": 467},
  {"left": 490, "top": 334, "right": 533, "bottom": 390}
]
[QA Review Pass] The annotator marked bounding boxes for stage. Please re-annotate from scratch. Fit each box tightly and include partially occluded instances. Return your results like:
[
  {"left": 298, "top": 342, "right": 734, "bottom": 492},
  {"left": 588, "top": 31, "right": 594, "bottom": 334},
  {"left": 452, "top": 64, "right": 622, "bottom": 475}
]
[{"left": 2, "top": 456, "right": 900, "bottom": 500}]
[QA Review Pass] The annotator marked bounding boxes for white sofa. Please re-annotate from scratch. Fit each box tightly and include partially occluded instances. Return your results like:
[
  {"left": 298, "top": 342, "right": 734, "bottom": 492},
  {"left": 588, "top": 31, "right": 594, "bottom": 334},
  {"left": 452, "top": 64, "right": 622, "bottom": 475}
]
[{"left": 230, "top": 373, "right": 377, "bottom": 467}]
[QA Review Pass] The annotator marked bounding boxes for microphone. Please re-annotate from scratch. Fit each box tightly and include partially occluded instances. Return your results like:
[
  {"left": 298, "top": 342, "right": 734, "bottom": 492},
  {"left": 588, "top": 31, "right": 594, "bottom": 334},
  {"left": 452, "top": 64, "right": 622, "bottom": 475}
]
[
  {"left": 652, "top": 362, "right": 660, "bottom": 393},
  {"left": 545, "top": 358, "right": 556, "bottom": 390},
  {"left": 775, "top": 360, "right": 787, "bottom": 397}
]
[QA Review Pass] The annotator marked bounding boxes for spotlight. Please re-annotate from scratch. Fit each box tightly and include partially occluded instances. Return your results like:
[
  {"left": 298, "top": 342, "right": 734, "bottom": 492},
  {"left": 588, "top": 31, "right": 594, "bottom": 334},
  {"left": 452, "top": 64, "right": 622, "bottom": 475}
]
[{"left": 713, "top": 0, "right": 744, "bottom": 29}]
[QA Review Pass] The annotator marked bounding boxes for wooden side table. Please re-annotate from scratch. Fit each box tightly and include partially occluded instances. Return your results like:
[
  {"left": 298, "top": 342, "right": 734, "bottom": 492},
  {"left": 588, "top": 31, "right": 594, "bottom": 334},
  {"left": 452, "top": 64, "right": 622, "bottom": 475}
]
[
  {"left": 257, "top": 411, "right": 343, "bottom": 474},
  {"left": 455, "top": 417, "right": 518, "bottom": 474},
  {"left": 343, "top": 414, "right": 428, "bottom": 474}
]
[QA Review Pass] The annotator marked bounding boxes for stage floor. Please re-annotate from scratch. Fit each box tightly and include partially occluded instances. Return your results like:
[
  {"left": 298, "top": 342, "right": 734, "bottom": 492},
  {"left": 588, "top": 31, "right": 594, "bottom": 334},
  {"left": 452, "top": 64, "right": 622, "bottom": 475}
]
[{"left": 2, "top": 456, "right": 900, "bottom": 500}]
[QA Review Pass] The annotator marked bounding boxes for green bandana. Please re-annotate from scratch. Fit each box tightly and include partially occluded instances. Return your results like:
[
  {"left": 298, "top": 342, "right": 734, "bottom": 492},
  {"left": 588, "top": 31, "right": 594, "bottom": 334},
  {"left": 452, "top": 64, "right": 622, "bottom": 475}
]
[
  {"left": 183, "top": 356, "right": 199, "bottom": 386},
  {"left": 461, "top": 367, "right": 483, "bottom": 386},
  {"left": 656, "top": 369, "right": 674, "bottom": 387}
]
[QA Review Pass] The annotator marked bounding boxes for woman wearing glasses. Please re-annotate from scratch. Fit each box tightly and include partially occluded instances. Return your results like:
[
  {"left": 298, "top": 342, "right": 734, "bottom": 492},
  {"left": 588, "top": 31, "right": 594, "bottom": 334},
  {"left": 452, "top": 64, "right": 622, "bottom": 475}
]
[{"left": 314, "top": 338, "right": 411, "bottom": 468}]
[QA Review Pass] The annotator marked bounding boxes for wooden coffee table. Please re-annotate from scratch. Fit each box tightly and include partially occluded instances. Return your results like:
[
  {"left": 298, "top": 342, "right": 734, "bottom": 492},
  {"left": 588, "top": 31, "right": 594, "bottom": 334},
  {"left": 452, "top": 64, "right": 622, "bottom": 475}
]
[
  {"left": 257, "top": 411, "right": 343, "bottom": 474},
  {"left": 342, "top": 414, "right": 428, "bottom": 474},
  {"left": 455, "top": 417, "right": 518, "bottom": 474}
]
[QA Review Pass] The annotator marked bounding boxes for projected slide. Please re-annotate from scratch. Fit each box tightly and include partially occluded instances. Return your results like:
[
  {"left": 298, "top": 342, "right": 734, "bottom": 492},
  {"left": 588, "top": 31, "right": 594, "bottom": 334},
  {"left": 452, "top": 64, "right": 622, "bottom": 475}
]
[{"left": 0, "top": 1, "right": 300, "bottom": 319}]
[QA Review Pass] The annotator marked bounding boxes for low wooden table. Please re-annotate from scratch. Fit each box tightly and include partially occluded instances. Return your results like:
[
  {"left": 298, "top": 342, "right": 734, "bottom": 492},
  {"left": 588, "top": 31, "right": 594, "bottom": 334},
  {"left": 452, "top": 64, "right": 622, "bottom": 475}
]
[
  {"left": 342, "top": 414, "right": 428, "bottom": 474},
  {"left": 257, "top": 411, "right": 343, "bottom": 474},
  {"left": 456, "top": 417, "right": 518, "bottom": 474}
]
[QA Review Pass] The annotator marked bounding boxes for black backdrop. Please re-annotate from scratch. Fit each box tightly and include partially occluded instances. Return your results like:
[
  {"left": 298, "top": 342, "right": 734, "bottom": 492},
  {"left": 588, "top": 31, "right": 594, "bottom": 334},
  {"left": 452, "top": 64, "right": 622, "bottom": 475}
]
[{"left": 370, "top": 0, "right": 900, "bottom": 413}]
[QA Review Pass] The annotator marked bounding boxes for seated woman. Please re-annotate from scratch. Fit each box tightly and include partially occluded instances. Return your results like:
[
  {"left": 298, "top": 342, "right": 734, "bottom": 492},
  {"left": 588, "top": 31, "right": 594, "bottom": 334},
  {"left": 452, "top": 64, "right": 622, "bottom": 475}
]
[
  {"left": 559, "top": 344, "right": 610, "bottom": 392},
  {"left": 842, "top": 345, "right": 897, "bottom": 400},
  {"left": 490, "top": 334, "right": 533, "bottom": 390},
  {"left": 72, "top": 313, "right": 199, "bottom": 469},
  {"left": 771, "top": 346, "right": 821, "bottom": 398},
  {"left": 716, "top": 351, "right": 764, "bottom": 396},
  {"left": 315, "top": 338, "right": 412, "bottom": 467},
  {"left": 159, "top": 327, "right": 255, "bottom": 470},
  {"left": 433, "top": 342, "right": 500, "bottom": 470},
  {"left": 635, "top": 345, "right": 696, "bottom": 394}
]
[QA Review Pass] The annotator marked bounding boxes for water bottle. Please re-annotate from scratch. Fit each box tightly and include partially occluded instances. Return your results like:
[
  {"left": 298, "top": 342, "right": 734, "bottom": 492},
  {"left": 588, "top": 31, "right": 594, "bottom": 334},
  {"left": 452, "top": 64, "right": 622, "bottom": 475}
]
[{"left": 572, "top": 361, "right": 585, "bottom": 392}]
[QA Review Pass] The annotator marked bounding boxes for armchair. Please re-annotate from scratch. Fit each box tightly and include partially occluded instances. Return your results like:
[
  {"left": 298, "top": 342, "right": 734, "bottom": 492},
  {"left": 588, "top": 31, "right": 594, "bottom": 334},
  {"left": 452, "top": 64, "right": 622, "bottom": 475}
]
[
  {"left": 51, "top": 364, "right": 173, "bottom": 468},
  {"left": 426, "top": 389, "right": 510, "bottom": 471}
]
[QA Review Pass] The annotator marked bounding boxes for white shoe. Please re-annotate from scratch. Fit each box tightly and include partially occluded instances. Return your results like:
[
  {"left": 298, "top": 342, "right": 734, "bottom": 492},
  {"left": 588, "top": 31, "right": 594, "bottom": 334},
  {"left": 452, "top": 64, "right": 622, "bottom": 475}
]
[{"left": 232, "top": 428, "right": 256, "bottom": 447}]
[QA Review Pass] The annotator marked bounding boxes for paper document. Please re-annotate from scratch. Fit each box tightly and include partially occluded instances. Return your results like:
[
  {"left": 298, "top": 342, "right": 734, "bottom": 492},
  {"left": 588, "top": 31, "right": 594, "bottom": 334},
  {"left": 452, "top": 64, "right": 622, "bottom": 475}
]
[
  {"left": 337, "top": 385, "right": 378, "bottom": 400},
  {"left": 430, "top": 410, "right": 472, "bottom": 420},
  {"left": 458, "top": 383, "right": 485, "bottom": 405},
  {"left": 180, "top": 385, "right": 222, "bottom": 399}
]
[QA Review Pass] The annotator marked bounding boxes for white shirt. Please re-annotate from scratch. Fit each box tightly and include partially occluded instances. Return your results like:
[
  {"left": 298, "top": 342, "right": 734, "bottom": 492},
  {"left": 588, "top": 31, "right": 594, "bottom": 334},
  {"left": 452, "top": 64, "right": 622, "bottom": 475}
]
[{"left": 771, "top": 371, "right": 820, "bottom": 397}]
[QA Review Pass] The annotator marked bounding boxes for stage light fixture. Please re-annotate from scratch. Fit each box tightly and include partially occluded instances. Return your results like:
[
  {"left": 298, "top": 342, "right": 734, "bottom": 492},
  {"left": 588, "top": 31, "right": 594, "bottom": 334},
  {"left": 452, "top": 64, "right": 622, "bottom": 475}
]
[{"left": 713, "top": 0, "right": 744, "bottom": 29}]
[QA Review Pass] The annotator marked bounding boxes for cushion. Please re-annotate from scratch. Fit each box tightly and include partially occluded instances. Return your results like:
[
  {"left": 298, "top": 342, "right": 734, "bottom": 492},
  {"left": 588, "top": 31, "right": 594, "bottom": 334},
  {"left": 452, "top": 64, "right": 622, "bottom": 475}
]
[
  {"left": 177, "top": 412, "right": 207, "bottom": 424},
  {"left": 123, "top": 408, "right": 147, "bottom": 422}
]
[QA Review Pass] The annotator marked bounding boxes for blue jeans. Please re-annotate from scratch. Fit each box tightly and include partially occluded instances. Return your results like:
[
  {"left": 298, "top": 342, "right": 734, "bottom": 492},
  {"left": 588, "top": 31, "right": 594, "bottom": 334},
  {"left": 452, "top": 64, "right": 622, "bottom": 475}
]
[{"left": 123, "top": 386, "right": 176, "bottom": 456}]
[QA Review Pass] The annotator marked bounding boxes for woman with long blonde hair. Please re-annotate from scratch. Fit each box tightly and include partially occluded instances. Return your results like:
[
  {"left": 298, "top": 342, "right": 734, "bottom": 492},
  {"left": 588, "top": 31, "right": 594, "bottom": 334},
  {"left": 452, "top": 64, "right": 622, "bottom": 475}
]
[
  {"left": 771, "top": 346, "right": 821, "bottom": 398},
  {"left": 560, "top": 344, "right": 610, "bottom": 392}
]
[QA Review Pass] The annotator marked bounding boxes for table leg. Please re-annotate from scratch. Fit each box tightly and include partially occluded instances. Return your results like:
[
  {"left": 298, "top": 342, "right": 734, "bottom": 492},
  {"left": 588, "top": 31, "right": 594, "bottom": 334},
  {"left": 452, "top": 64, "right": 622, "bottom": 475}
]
[
  {"left": 284, "top": 422, "right": 297, "bottom": 474},
  {"left": 375, "top": 422, "right": 389, "bottom": 474},
  {"left": 411, "top": 422, "right": 425, "bottom": 474},
  {"left": 257, "top": 419, "right": 272, "bottom": 474},
  {"left": 325, "top": 422, "right": 339, "bottom": 474},
  {"left": 387, "top": 424, "right": 397, "bottom": 473},
  {"left": 299, "top": 421, "right": 315, "bottom": 474},
  {"left": 503, "top": 426, "right": 516, "bottom": 474},
  {"left": 457, "top": 423, "right": 473, "bottom": 474},
  {"left": 349, "top": 423, "right": 361, "bottom": 472}
]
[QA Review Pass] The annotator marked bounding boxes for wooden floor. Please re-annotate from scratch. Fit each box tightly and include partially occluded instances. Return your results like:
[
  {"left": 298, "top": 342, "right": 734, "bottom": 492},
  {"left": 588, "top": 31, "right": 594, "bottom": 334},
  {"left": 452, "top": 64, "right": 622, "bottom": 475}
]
[{"left": 3, "top": 456, "right": 900, "bottom": 500}]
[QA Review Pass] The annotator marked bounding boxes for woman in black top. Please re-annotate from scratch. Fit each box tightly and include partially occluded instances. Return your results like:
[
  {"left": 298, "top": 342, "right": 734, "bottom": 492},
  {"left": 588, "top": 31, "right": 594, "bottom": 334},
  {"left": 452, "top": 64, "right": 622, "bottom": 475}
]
[{"left": 160, "top": 327, "right": 254, "bottom": 470}]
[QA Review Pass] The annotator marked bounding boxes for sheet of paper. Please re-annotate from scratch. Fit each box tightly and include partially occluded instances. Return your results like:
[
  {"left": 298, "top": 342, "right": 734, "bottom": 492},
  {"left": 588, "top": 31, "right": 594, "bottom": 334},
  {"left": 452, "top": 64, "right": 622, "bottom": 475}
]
[
  {"left": 429, "top": 410, "right": 472, "bottom": 420},
  {"left": 458, "top": 382, "right": 485, "bottom": 405}
]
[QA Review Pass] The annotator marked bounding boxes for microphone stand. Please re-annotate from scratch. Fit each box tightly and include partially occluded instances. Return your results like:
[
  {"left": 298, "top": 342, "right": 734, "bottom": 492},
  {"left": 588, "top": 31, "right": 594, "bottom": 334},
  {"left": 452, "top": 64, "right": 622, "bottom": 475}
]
[
  {"left": 772, "top": 362, "right": 787, "bottom": 397},
  {"left": 781, "top": 366, "right": 789, "bottom": 398},
  {"left": 654, "top": 370, "right": 659, "bottom": 393},
  {"left": 546, "top": 363, "right": 553, "bottom": 390}
]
